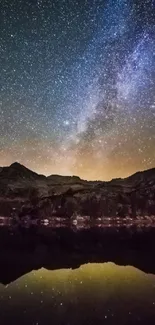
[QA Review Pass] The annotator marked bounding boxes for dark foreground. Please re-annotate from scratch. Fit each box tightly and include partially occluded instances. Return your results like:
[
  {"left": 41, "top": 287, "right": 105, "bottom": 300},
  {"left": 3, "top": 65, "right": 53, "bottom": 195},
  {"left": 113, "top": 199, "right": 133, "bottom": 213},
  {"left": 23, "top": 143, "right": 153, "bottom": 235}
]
[{"left": 0, "top": 223, "right": 155, "bottom": 324}]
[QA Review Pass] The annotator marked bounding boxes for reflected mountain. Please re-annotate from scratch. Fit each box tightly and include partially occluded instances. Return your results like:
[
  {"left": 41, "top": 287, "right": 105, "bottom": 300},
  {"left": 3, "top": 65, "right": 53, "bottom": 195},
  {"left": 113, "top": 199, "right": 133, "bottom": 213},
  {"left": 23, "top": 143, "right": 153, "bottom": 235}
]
[
  {"left": 0, "top": 262, "right": 155, "bottom": 324},
  {"left": 1, "top": 225, "right": 155, "bottom": 285}
]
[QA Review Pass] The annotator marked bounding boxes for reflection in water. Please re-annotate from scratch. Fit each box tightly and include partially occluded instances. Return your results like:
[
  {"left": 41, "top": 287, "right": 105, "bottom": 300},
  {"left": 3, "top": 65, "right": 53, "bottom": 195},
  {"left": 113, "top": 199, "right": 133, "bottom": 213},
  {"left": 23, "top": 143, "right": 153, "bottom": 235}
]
[{"left": 0, "top": 263, "right": 155, "bottom": 324}]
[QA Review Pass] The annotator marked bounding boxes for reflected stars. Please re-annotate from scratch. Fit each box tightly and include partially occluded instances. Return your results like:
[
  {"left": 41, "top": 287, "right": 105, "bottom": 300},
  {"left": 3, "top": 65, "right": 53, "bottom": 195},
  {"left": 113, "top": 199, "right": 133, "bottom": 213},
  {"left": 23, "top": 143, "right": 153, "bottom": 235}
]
[{"left": 0, "top": 263, "right": 155, "bottom": 323}]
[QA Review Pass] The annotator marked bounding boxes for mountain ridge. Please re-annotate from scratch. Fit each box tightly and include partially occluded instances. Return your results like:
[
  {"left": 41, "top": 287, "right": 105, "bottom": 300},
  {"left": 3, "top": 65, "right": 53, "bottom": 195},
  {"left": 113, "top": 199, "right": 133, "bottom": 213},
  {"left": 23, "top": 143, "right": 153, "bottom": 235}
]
[
  {"left": 0, "top": 162, "right": 155, "bottom": 218},
  {"left": 0, "top": 161, "right": 155, "bottom": 183}
]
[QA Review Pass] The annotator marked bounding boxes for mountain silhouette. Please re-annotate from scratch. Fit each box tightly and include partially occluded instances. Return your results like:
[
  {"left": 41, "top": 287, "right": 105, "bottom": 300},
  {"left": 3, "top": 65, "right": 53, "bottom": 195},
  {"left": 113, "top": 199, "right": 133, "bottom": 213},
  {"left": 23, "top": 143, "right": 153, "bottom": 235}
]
[{"left": 0, "top": 162, "right": 155, "bottom": 217}]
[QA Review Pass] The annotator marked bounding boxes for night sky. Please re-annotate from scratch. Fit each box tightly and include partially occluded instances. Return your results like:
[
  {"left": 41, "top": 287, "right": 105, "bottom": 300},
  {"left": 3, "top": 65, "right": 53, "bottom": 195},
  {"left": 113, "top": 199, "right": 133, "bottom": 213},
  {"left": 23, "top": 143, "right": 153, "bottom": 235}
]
[{"left": 0, "top": 0, "right": 155, "bottom": 180}]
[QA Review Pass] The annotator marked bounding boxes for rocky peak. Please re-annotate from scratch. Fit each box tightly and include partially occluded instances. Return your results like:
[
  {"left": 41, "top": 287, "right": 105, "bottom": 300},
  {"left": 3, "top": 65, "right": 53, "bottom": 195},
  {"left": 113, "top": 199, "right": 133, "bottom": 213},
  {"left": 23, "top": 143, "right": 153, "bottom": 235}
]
[{"left": 0, "top": 162, "right": 45, "bottom": 181}]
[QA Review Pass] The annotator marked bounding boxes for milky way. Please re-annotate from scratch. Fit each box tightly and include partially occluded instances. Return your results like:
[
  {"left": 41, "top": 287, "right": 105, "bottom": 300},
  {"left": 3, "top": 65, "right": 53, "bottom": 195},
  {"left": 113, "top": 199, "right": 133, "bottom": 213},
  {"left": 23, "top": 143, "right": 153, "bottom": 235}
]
[{"left": 0, "top": 0, "right": 155, "bottom": 180}]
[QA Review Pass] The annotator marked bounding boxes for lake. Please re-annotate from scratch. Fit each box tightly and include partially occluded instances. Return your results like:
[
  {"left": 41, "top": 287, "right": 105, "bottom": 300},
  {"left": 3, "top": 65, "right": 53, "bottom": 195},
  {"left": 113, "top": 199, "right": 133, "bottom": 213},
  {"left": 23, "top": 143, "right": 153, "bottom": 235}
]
[{"left": 0, "top": 224, "right": 155, "bottom": 324}]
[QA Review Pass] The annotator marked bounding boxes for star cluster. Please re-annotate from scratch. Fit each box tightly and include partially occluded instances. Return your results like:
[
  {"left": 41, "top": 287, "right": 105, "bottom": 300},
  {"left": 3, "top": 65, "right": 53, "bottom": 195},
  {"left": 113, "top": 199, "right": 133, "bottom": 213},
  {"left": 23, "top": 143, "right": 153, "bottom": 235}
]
[{"left": 0, "top": 0, "right": 155, "bottom": 180}]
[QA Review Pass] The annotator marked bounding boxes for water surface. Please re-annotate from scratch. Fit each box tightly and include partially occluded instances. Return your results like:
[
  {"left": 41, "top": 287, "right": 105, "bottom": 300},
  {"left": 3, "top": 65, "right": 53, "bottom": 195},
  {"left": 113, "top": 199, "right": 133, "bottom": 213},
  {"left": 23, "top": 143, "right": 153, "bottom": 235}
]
[
  {"left": 1, "top": 263, "right": 155, "bottom": 324},
  {"left": 1, "top": 224, "right": 155, "bottom": 324}
]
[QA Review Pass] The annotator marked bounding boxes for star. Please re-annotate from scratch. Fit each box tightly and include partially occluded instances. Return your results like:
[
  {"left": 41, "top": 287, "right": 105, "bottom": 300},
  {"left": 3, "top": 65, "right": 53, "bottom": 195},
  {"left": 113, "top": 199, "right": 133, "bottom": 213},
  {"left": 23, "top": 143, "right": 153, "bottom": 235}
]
[{"left": 0, "top": 0, "right": 154, "bottom": 180}]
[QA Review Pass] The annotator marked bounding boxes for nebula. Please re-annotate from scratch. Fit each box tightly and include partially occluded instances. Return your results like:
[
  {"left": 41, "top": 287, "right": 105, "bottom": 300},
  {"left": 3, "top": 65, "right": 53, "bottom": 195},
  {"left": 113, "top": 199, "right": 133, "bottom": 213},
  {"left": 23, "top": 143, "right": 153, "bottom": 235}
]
[{"left": 0, "top": 0, "right": 155, "bottom": 179}]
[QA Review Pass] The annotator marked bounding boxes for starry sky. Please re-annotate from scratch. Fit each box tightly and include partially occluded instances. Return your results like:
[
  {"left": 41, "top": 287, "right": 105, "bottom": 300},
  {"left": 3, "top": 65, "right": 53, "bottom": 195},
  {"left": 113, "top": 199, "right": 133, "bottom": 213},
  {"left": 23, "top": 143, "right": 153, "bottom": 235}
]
[{"left": 0, "top": 0, "right": 155, "bottom": 180}]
